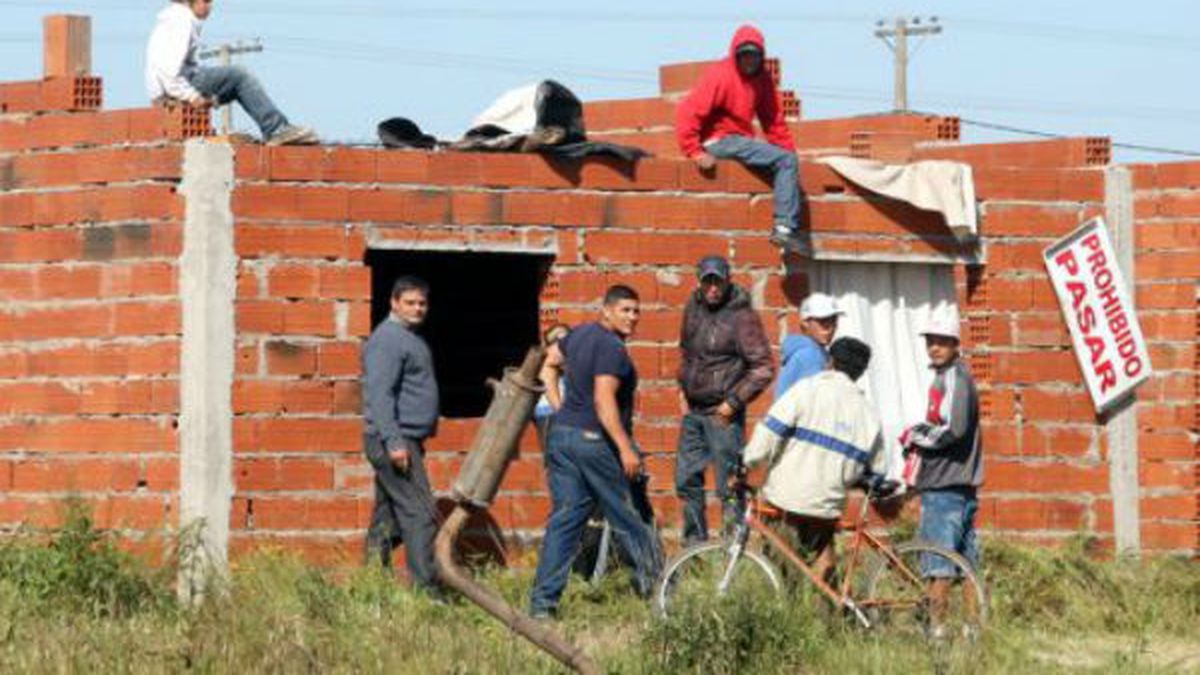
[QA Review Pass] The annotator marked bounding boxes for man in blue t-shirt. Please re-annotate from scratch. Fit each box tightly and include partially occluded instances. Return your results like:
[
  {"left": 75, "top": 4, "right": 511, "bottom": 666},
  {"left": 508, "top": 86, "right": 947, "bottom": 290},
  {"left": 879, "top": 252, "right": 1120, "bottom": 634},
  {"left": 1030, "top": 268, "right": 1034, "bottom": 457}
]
[
  {"left": 774, "top": 292, "right": 843, "bottom": 398},
  {"left": 529, "top": 285, "right": 661, "bottom": 619}
]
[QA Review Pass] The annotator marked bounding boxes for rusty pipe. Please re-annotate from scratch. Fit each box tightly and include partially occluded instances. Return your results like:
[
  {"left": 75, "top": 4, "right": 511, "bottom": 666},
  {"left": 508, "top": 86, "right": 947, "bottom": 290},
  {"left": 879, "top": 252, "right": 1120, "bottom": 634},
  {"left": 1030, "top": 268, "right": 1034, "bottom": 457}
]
[
  {"left": 434, "top": 346, "right": 599, "bottom": 675},
  {"left": 436, "top": 505, "right": 598, "bottom": 674}
]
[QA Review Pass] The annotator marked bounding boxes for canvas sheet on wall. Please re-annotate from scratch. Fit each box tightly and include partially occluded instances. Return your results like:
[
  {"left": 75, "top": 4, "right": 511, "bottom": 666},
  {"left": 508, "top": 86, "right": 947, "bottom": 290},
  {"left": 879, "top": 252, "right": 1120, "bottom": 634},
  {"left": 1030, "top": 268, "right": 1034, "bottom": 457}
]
[{"left": 806, "top": 261, "right": 958, "bottom": 482}]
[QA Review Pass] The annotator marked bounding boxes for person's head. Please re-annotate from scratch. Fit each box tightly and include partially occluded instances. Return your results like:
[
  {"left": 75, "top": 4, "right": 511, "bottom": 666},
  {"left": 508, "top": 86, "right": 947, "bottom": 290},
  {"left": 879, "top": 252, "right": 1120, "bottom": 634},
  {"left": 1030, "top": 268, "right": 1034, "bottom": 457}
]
[
  {"left": 799, "top": 293, "right": 843, "bottom": 347},
  {"left": 736, "top": 43, "right": 764, "bottom": 77},
  {"left": 175, "top": 0, "right": 214, "bottom": 20},
  {"left": 829, "top": 337, "right": 872, "bottom": 382},
  {"left": 695, "top": 255, "right": 731, "bottom": 307},
  {"left": 542, "top": 323, "right": 570, "bottom": 347},
  {"left": 390, "top": 275, "right": 430, "bottom": 327},
  {"left": 600, "top": 284, "right": 640, "bottom": 339},
  {"left": 921, "top": 310, "right": 961, "bottom": 368},
  {"left": 729, "top": 24, "right": 767, "bottom": 77}
]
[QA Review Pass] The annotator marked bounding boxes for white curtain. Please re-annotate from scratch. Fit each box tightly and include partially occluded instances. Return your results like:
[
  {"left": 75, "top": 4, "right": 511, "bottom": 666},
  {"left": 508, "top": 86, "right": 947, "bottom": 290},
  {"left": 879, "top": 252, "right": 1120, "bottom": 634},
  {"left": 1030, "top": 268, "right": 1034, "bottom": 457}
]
[{"left": 806, "top": 262, "right": 958, "bottom": 480}]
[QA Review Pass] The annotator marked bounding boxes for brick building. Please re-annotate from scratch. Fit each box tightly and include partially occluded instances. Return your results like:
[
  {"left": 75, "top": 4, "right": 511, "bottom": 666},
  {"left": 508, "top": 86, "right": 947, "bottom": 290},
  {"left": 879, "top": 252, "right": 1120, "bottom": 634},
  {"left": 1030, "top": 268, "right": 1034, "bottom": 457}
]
[{"left": 0, "top": 16, "right": 1195, "bottom": 568}]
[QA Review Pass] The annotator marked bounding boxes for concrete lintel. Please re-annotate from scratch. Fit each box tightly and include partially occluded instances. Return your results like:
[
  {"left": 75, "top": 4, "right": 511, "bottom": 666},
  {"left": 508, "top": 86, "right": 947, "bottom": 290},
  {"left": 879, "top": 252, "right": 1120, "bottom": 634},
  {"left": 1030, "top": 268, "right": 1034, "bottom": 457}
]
[
  {"left": 178, "top": 140, "right": 237, "bottom": 596},
  {"left": 1103, "top": 165, "right": 1141, "bottom": 558}
]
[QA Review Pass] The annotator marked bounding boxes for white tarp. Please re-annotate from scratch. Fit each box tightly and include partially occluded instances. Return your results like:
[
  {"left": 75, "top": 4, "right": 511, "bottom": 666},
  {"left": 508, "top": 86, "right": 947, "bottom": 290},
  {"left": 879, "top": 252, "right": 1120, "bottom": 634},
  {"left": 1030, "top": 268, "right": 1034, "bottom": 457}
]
[{"left": 818, "top": 156, "right": 979, "bottom": 239}]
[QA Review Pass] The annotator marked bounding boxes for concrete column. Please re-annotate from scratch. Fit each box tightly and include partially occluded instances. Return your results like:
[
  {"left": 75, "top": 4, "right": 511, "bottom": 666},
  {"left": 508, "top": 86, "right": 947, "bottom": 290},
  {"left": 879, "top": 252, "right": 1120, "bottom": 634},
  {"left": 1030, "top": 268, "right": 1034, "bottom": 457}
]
[
  {"left": 178, "top": 140, "right": 237, "bottom": 597},
  {"left": 1103, "top": 165, "right": 1141, "bottom": 557}
]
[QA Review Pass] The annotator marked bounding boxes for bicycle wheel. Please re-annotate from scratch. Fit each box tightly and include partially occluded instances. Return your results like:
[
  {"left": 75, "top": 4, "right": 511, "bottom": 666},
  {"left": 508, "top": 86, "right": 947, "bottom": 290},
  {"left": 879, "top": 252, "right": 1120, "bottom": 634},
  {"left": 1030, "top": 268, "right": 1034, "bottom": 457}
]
[
  {"left": 654, "top": 541, "right": 783, "bottom": 618},
  {"left": 863, "top": 541, "right": 986, "bottom": 641}
]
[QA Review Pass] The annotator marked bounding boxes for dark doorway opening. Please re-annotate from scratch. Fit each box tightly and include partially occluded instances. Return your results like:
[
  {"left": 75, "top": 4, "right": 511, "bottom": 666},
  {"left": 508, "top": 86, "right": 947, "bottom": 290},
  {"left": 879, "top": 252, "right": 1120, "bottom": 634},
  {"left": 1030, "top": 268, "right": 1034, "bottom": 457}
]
[{"left": 366, "top": 249, "right": 553, "bottom": 418}]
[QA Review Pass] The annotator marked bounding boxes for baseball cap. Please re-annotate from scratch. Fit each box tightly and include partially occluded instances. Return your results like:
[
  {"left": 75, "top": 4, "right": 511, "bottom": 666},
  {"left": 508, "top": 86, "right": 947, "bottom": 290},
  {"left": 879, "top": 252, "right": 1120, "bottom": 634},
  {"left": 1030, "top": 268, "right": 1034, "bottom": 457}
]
[
  {"left": 920, "top": 307, "right": 961, "bottom": 340},
  {"left": 799, "top": 293, "right": 843, "bottom": 320},
  {"left": 696, "top": 255, "right": 731, "bottom": 281}
]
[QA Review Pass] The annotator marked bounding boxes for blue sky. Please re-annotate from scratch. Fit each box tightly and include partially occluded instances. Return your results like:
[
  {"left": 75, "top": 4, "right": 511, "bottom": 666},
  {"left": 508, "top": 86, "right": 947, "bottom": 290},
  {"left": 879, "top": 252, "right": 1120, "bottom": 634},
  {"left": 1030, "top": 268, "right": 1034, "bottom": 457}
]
[{"left": 1, "top": 0, "right": 1197, "bottom": 162}]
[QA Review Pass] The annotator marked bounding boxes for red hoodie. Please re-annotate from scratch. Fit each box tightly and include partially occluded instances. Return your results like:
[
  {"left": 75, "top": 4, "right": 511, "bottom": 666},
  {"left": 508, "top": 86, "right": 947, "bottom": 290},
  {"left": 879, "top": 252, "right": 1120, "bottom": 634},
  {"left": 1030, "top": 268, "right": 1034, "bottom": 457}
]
[{"left": 676, "top": 25, "right": 797, "bottom": 158}]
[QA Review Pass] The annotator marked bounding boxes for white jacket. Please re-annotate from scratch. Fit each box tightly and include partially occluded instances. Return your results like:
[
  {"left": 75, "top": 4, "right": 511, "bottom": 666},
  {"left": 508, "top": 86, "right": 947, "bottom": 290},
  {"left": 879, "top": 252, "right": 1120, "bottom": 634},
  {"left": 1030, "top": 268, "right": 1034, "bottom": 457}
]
[
  {"left": 743, "top": 370, "right": 887, "bottom": 519},
  {"left": 145, "top": 3, "right": 203, "bottom": 102}
]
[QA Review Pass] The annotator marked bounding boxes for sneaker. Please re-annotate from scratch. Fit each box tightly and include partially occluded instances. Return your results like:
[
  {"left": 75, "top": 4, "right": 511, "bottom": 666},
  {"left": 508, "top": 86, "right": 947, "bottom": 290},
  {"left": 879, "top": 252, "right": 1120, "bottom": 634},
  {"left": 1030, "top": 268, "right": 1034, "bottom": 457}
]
[
  {"left": 267, "top": 125, "right": 319, "bottom": 146},
  {"left": 768, "top": 226, "right": 795, "bottom": 248},
  {"left": 529, "top": 608, "right": 557, "bottom": 622}
]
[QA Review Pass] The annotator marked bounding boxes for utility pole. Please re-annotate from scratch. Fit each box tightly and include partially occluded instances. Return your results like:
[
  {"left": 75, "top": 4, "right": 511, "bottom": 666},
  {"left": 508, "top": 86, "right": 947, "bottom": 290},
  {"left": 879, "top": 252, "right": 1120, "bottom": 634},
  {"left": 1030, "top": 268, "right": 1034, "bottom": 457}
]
[
  {"left": 197, "top": 39, "right": 263, "bottom": 134},
  {"left": 874, "top": 17, "right": 941, "bottom": 113}
]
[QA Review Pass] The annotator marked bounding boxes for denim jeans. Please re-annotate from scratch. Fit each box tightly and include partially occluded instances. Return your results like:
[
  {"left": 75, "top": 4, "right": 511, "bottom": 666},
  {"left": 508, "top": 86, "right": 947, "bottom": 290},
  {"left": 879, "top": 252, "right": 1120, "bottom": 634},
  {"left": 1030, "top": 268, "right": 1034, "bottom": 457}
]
[
  {"left": 187, "top": 65, "right": 289, "bottom": 139},
  {"left": 529, "top": 425, "right": 661, "bottom": 615},
  {"left": 706, "top": 134, "right": 801, "bottom": 231},
  {"left": 918, "top": 487, "right": 980, "bottom": 577},
  {"left": 363, "top": 434, "right": 440, "bottom": 591},
  {"left": 675, "top": 412, "right": 745, "bottom": 544}
]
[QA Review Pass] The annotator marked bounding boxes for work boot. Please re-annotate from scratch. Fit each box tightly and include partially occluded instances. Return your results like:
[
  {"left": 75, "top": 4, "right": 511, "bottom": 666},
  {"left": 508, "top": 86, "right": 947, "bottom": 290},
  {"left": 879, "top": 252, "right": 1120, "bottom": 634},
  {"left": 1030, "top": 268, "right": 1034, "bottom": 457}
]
[{"left": 267, "top": 124, "right": 319, "bottom": 146}]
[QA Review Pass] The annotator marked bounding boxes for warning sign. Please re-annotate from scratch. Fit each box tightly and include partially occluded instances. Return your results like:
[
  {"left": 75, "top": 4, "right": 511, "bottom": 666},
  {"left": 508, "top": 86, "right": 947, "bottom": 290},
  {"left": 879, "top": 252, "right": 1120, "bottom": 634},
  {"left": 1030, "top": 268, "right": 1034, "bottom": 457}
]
[{"left": 1043, "top": 218, "right": 1152, "bottom": 413}]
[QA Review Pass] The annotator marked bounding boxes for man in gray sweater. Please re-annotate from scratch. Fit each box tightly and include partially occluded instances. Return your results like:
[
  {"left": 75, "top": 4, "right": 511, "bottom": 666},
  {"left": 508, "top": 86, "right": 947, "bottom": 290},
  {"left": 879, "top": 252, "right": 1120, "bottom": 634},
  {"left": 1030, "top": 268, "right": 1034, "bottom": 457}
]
[{"left": 362, "top": 276, "right": 440, "bottom": 591}]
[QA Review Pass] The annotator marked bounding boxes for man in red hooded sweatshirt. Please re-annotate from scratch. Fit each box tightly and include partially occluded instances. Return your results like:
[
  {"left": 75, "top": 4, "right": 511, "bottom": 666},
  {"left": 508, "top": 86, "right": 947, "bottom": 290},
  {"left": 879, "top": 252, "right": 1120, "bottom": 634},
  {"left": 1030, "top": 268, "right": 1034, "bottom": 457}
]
[{"left": 677, "top": 25, "right": 800, "bottom": 248}]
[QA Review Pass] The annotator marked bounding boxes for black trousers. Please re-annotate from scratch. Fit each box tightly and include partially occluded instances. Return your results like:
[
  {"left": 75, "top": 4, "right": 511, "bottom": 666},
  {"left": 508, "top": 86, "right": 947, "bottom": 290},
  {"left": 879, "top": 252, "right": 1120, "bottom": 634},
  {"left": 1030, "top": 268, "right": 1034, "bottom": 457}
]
[{"left": 363, "top": 433, "right": 439, "bottom": 590}]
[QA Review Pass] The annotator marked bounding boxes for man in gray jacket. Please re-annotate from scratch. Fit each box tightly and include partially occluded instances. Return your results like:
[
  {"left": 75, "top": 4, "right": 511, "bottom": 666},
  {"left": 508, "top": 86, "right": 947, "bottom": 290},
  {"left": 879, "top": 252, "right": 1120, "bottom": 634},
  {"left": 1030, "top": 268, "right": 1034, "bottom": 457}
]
[{"left": 362, "top": 276, "right": 440, "bottom": 591}]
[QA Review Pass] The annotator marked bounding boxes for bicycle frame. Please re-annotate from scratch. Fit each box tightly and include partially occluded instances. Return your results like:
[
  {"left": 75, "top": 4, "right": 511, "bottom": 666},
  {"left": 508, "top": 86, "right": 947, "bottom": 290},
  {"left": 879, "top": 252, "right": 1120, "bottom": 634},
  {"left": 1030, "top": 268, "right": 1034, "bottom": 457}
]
[{"left": 728, "top": 483, "right": 925, "bottom": 629}]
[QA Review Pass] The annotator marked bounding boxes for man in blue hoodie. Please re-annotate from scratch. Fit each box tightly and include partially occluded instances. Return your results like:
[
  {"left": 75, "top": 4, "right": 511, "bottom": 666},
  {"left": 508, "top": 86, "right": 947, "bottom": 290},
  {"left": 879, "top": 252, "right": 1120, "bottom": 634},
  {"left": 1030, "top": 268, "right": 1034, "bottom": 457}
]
[{"left": 774, "top": 293, "right": 843, "bottom": 399}]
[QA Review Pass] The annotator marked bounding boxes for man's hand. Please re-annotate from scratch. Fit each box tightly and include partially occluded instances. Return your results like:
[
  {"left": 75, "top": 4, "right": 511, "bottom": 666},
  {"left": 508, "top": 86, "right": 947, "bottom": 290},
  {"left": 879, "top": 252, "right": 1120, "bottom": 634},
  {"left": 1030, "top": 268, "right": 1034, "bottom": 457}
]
[
  {"left": 714, "top": 401, "right": 737, "bottom": 426},
  {"left": 693, "top": 152, "right": 717, "bottom": 171},
  {"left": 389, "top": 445, "right": 410, "bottom": 472},
  {"left": 618, "top": 447, "right": 641, "bottom": 480},
  {"left": 678, "top": 390, "right": 689, "bottom": 415}
]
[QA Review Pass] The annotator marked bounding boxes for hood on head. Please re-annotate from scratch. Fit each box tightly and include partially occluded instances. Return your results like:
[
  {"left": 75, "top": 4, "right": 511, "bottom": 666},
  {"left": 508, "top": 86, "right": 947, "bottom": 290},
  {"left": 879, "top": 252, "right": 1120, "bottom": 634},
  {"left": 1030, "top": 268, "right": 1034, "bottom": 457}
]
[{"left": 728, "top": 24, "right": 766, "bottom": 60}]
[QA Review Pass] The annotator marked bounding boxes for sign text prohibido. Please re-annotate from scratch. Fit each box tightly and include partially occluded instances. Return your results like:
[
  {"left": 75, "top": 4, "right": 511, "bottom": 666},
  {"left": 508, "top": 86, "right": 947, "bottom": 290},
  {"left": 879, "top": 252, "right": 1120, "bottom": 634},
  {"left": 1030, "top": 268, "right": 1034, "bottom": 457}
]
[{"left": 1043, "top": 217, "right": 1152, "bottom": 414}]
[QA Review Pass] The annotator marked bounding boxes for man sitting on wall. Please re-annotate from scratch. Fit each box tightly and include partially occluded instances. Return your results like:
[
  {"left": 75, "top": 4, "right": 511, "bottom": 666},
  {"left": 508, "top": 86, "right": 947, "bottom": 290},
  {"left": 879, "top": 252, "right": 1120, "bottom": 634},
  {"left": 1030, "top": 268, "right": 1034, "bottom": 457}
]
[
  {"left": 145, "top": 0, "right": 317, "bottom": 145},
  {"left": 676, "top": 24, "right": 801, "bottom": 248}
]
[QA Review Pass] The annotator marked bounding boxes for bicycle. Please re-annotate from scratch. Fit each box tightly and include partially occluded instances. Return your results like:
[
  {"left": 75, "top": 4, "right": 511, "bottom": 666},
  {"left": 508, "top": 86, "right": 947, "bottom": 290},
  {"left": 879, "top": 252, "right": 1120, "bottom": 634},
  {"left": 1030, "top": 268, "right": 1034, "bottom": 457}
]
[{"left": 654, "top": 474, "right": 986, "bottom": 642}]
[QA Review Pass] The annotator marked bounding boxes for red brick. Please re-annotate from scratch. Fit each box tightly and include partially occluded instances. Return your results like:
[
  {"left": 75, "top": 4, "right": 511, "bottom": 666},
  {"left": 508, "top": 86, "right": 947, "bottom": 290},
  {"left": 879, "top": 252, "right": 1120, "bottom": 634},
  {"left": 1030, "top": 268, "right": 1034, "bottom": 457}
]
[
  {"left": 318, "top": 341, "right": 361, "bottom": 376},
  {"left": 237, "top": 223, "right": 361, "bottom": 259},
  {"left": 0, "top": 419, "right": 175, "bottom": 453},
  {"left": 113, "top": 301, "right": 180, "bottom": 335},
  {"left": 1021, "top": 388, "right": 1096, "bottom": 423},
  {"left": 986, "top": 460, "right": 1109, "bottom": 494},
  {"left": 584, "top": 231, "right": 727, "bottom": 265},
  {"left": 11, "top": 458, "right": 140, "bottom": 493},
  {"left": 77, "top": 381, "right": 163, "bottom": 414},
  {"left": 268, "top": 264, "right": 320, "bottom": 298},
  {"left": 281, "top": 300, "right": 337, "bottom": 336},
  {"left": 1140, "top": 521, "right": 1198, "bottom": 551},
  {"left": 317, "top": 266, "right": 370, "bottom": 300},
  {"left": 264, "top": 340, "right": 318, "bottom": 376},
  {"left": 236, "top": 300, "right": 285, "bottom": 333},
  {"left": 375, "top": 149, "right": 429, "bottom": 183},
  {"left": 20, "top": 341, "right": 178, "bottom": 378},
  {"left": 0, "top": 382, "right": 80, "bottom": 415},
  {"left": 236, "top": 418, "right": 361, "bottom": 453}
]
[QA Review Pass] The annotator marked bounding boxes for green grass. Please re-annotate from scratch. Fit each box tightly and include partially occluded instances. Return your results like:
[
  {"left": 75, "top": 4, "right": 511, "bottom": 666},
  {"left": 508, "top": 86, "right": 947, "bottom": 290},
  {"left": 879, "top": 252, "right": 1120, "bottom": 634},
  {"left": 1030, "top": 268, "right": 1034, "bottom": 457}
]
[{"left": 0, "top": 509, "right": 1196, "bottom": 674}]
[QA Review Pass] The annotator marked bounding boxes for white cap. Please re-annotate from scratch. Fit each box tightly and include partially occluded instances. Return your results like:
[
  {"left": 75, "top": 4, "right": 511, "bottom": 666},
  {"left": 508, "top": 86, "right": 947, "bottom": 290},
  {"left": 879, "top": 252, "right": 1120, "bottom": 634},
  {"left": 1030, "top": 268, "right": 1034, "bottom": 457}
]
[
  {"left": 800, "top": 293, "right": 843, "bottom": 320},
  {"left": 920, "top": 307, "right": 961, "bottom": 340}
]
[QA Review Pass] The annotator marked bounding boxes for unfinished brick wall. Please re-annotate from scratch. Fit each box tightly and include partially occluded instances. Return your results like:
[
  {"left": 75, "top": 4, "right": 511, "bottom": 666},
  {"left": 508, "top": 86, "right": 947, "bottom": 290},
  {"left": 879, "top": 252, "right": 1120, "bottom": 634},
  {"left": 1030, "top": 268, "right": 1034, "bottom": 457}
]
[
  {"left": 0, "top": 103, "right": 211, "bottom": 542},
  {"left": 1128, "top": 161, "right": 1200, "bottom": 552},
  {"left": 1, "top": 24, "right": 1196, "bottom": 564}
]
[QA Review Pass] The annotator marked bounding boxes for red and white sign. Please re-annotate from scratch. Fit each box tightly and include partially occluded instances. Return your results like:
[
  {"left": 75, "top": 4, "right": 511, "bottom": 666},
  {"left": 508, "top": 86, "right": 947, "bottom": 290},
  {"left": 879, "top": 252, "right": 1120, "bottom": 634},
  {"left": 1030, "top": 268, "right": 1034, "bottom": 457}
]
[{"left": 1043, "top": 218, "right": 1152, "bottom": 413}]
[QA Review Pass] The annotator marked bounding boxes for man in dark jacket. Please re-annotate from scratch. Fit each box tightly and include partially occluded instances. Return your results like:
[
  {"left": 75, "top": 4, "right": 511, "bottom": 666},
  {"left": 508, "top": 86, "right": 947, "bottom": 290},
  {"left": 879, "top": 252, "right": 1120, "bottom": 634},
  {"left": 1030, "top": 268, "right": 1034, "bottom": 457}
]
[
  {"left": 362, "top": 276, "right": 440, "bottom": 592},
  {"left": 676, "top": 24, "right": 800, "bottom": 247},
  {"left": 676, "top": 255, "right": 775, "bottom": 543}
]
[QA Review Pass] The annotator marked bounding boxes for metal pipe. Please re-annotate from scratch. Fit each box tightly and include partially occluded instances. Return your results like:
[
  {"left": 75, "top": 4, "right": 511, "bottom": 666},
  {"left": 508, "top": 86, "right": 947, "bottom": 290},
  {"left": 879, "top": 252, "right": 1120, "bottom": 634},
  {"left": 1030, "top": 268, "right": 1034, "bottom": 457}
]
[
  {"left": 434, "top": 346, "right": 599, "bottom": 675},
  {"left": 435, "top": 505, "right": 598, "bottom": 674}
]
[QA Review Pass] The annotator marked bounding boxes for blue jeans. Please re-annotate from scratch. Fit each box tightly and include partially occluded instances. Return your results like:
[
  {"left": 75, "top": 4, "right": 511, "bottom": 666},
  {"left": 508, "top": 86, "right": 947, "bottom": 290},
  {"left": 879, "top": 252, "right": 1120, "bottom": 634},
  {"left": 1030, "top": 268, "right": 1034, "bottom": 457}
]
[
  {"left": 706, "top": 135, "right": 801, "bottom": 231},
  {"left": 675, "top": 412, "right": 745, "bottom": 544},
  {"left": 918, "top": 488, "right": 980, "bottom": 577},
  {"left": 529, "top": 425, "right": 660, "bottom": 614},
  {"left": 187, "top": 65, "right": 289, "bottom": 139}
]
